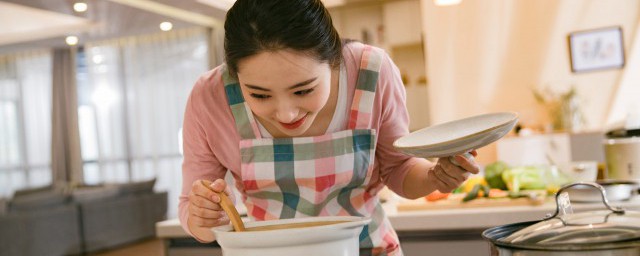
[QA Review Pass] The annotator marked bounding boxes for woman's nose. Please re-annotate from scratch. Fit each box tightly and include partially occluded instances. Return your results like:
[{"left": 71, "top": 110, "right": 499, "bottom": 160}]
[{"left": 275, "top": 102, "right": 298, "bottom": 123}]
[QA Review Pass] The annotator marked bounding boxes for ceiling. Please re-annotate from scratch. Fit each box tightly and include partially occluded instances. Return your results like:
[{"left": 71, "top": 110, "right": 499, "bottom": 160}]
[
  {"left": 0, "top": 0, "right": 227, "bottom": 53},
  {"left": 0, "top": 0, "right": 392, "bottom": 54}
]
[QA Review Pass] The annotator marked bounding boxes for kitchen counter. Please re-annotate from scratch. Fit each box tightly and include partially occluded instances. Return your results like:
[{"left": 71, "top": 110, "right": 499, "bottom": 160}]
[
  {"left": 156, "top": 196, "right": 640, "bottom": 256},
  {"left": 386, "top": 195, "right": 640, "bottom": 231}
]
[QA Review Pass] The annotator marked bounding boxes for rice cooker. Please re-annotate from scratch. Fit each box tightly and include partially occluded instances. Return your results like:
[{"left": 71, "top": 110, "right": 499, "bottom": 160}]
[{"left": 604, "top": 127, "right": 640, "bottom": 182}]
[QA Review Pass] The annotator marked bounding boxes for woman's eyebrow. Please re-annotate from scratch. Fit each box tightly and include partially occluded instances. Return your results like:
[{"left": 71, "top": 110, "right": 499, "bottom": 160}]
[{"left": 244, "top": 77, "right": 317, "bottom": 91}]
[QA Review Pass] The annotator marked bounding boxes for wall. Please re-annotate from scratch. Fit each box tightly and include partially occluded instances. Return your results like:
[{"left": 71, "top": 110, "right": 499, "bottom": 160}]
[
  {"left": 421, "top": 0, "right": 640, "bottom": 164},
  {"left": 421, "top": 0, "right": 639, "bottom": 130},
  {"left": 330, "top": 4, "right": 384, "bottom": 46},
  {"left": 330, "top": 0, "right": 430, "bottom": 131}
]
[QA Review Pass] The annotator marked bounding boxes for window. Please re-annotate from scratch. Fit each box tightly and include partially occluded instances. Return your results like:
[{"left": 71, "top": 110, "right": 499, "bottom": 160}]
[
  {"left": 0, "top": 51, "right": 53, "bottom": 197},
  {"left": 78, "top": 28, "right": 209, "bottom": 217}
]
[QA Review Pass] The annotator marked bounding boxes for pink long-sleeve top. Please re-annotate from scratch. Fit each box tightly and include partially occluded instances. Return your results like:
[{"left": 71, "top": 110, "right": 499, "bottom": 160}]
[{"left": 179, "top": 42, "right": 421, "bottom": 237}]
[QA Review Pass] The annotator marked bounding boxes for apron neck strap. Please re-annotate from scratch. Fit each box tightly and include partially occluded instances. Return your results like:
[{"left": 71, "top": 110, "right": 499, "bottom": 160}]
[
  {"left": 222, "top": 66, "right": 261, "bottom": 140},
  {"left": 348, "top": 46, "right": 384, "bottom": 130}
]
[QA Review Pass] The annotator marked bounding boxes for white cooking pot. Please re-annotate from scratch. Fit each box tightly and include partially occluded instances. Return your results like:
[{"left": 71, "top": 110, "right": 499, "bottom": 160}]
[
  {"left": 212, "top": 216, "right": 370, "bottom": 256},
  {"left": 604, "top": 136, "right": 640, "bottom": 182}
]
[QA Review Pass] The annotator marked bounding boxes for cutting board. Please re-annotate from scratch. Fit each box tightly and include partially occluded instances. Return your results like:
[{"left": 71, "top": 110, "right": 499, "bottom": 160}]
[{"left": 396, "top": 196, "right": 547, "bottom": 211}]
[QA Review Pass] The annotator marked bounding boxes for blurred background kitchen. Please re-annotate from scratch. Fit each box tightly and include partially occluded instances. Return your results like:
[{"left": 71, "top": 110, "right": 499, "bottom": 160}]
[{"left": 1, "top": 0, "right": 639, "bottom": 255}]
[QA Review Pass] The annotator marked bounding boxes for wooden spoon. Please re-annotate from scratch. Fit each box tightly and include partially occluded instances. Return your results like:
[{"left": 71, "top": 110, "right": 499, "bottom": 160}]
[{"left": 201, "top": 180, "right": 246, "bottom": 232}]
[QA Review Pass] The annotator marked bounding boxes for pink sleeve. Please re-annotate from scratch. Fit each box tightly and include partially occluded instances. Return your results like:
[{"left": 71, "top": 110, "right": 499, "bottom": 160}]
[
  {"left": 374, "top": 51, "right": 423, "bottom": 198},
  {"left": 178, "top": 75, "right": 228, "bottom": 241}
]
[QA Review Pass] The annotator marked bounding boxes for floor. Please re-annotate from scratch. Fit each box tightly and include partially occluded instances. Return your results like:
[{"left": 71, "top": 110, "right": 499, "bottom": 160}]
[{"left": 93, "top": 239, "right": 164, "bottom": 256}]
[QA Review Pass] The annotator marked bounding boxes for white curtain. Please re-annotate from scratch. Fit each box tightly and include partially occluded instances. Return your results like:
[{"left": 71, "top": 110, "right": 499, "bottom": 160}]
[
  {"left": 0, "top": 51, "right": 52, "bottom": 197},
  {"left": 80, "top": 28, "right": 209, "bottom": 217}
]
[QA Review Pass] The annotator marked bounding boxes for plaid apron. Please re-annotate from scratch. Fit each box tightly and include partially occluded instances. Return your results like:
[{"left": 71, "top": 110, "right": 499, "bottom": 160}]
[{"left": 223, "top": 46, "right": 401, "bottom": 256}]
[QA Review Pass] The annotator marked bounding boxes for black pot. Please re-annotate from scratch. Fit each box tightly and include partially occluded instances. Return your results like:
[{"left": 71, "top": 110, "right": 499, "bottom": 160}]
[{"left": 483, "top": 182, "right": 640, "bottom": 256}]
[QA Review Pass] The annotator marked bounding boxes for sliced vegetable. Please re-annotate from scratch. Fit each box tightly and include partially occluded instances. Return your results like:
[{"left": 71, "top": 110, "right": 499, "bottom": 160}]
[
  {"left": 452, "top": 186, "right": 464, "bottom": 194},
  {"left": 425, "top": 190, "right": 450, "bottom": 202},
  {"left": 461, "top": 176, "right": 488, "bottom": 193},
  {"left": 482, "top": 184, "right": 491, "bottom": 198},
  {"left": 488, "top": 189, "right": 509, "bottom": 198},
  {"left": 484, "top": 161, "right": 509, "bottom": 190},
  {"left": 462, "top": 184, "right": 482, "bottom": 202},
  {"left": 502, "top": 166, "right": 547, "bottom": 193}
]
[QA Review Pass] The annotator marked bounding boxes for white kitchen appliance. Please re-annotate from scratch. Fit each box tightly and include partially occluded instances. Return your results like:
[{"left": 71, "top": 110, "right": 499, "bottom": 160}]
[{"left": 604, "top": 136, "right": 640, "bottom": 182}]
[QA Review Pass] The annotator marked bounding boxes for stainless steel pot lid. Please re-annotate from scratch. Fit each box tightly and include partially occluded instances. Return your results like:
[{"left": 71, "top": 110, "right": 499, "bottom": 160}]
[
  {"left": 491, "top": 182, "right": 640, "bottom": 248},
  {"left": 499, "top": 210, "right": 640, "bottom": 245}
]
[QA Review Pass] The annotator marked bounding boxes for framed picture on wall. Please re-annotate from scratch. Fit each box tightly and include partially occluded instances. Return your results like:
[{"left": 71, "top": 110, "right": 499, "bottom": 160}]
[{"left": 568, "top": 26, "right": 625, "bottom": 73}]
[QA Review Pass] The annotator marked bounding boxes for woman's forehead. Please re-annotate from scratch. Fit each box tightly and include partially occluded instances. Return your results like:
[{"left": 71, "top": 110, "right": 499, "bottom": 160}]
[{"left": 237, "top": 50, "right": 329, "bottom": 89}]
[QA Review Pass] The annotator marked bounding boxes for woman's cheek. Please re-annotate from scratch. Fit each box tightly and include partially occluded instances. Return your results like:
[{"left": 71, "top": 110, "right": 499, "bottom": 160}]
[
  {"left": 246, "top": 99, "right": 271, "bottom": 118},
  {"left": 309, "top": 88, "right": 331, "bottom": 112}
]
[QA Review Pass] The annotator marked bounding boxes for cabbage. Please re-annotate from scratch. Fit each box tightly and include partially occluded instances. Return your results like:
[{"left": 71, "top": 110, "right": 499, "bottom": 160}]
[
  {"left": 484, "top": 161, "right": 509, "bottom": 190},
  {"left": 501, "top": 166, "right": 547, "bottom": 193}
]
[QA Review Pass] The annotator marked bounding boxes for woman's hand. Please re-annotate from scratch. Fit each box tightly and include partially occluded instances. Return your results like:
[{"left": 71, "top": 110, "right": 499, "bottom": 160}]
[
  {"left": 426, "top": 150, "right": 480, "bottom": 193},
  {"left": 187, "top": 179, "right": 233, "bottom": 241}
]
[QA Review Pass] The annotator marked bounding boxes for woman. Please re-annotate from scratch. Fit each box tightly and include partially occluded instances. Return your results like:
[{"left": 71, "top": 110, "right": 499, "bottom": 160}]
[{"left": 179, "top": 0, "right": 479, "bottom": 255}]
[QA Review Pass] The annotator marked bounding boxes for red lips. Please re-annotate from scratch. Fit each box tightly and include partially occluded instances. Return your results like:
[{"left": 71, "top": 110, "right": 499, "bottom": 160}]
[{"left": 280, "top": 115, "right": 307, "bottom": 130}]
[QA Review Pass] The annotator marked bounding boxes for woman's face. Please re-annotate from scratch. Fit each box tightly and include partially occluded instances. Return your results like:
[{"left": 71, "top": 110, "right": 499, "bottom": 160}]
[{"left": 236, "top": 49, "right": 332, "bottom": 137}]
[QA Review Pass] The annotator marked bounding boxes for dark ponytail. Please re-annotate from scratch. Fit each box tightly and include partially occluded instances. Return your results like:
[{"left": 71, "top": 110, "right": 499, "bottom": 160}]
[{"left": 224, "top": 0, "right": 342, "bottom": 77}]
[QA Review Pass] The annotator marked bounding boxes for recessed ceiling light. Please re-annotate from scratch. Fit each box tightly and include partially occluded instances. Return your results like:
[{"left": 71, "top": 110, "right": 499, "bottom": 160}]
[
  {"left": 434, "top": 0, "right": 462, "bottom": 6},
  {"left": 160, "top": 22, "right": 173, "bottom": 31},
  {"left": 73, "top": 2, "right": 88, "bottom": 12},
  {"left": 65, "top": 36, "right": 79, "bottom": 46}
]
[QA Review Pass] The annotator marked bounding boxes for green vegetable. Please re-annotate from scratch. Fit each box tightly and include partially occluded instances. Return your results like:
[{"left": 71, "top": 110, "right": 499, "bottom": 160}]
[
  {"left": 501, "top": 166, "right": 547, "bottom": 193},
  {"left": 482, "top": 184, "right": 490, "bottom": 198},
  {"left": 484, "top": 161, "right": 509, "bottom": 190},
  {"left": 462, "top": 184, "right": 482, "bottom": 202}
]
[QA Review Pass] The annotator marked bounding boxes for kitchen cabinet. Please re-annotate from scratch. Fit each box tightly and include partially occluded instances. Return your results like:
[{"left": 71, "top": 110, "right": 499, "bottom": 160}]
[{"left": 382, "top": 0, "right": 423, "bottom": 47}]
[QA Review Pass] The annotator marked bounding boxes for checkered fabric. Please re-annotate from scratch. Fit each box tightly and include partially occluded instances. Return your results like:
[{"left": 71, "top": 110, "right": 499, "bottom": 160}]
[{"left": 224, "top": 46, "right": 401, "bottom": 255}]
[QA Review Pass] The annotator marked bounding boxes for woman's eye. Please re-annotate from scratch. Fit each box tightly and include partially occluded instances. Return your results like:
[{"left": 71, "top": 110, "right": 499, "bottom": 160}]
[
  {"left": 250, "top": 94, "right": 271, "bottom": 99},
  {"left": 294, "top": 89, "right": 314, "bottom": 96}
]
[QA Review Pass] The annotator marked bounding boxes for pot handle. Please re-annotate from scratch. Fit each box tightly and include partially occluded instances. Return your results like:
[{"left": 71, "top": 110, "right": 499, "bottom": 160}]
[{"left": 543, "top": 182, "right": 625, "bottom": 221}]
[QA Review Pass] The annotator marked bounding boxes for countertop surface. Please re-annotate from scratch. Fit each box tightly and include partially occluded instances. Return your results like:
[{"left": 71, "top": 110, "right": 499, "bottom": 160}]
[{"left": 156, "top": 196, "right": 640, "bottom": 238}]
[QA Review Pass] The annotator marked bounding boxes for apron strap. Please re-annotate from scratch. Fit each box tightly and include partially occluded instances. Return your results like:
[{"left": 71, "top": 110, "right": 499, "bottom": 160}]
[
  {"left": 222, "top": 66, "right": 261, "bottom": 140},
  {"left": 348, "top": 46, "right": 384, "bottom": 130}
]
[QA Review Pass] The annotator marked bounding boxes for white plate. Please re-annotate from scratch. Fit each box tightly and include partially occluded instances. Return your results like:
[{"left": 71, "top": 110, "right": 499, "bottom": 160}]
[{"left": 393, "top": 112, "right": 518, "bottom": 158}]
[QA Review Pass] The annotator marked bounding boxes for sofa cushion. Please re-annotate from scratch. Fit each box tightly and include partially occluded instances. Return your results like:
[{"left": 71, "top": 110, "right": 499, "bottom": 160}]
[
  {"left": 116, "top": 178, "right": 156, "bottom": 195},
  {"left": 9, "top": 189, "right": 69, "bottom": 211},
  {"left": 12, "top": 185, "right": 54, "bottom": 197},
  {"left": 72, "top": 185, "right": 120, "bottom": 203}
]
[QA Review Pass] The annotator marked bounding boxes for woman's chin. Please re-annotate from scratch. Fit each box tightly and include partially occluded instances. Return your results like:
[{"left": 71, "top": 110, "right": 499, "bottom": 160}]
[{"left": 277, "top": 127, "right": 307, "bottom": 137}]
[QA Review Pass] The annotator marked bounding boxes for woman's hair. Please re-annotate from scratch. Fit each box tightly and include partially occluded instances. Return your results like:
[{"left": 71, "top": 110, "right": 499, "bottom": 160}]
[{"left": 224, "top": 0, "right": 342, "bottom": 76}]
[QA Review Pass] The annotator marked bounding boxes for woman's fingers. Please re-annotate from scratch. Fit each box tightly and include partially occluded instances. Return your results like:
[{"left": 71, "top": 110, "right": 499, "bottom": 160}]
[
  {"left": 440, "top": 158, "right": 472, "bottom": 181},
  {"left": 209, "top": 178, "right": 227, "bottom": 193},
  {"left": 430, "top": 152, "right": 481, "bottom": 192},
  {"left": 430, "top": 165, "right": 460, "bottom": 192},
  {"left": 189, "top": 210, "right": 230, "bottom": 227},
  {"left": 446, "top": 153, "right": 480, "bottom": 175},
  {"left": 188, "top": 191, "right": 223, "bottom": 211},
  {"left": 188, "top": 203, "right": 226, "bottom": 219},
  {"left": 188, "top": 179, "right": 231, "bottom": 228}
]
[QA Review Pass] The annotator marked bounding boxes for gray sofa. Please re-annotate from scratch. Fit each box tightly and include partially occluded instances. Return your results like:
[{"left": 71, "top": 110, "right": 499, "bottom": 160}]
[
  {"left": 0, "top": 179, "right": 168, "bottom": 256},
  {"left": 0, "top": 198, "right": 82, "bottom": 256}
]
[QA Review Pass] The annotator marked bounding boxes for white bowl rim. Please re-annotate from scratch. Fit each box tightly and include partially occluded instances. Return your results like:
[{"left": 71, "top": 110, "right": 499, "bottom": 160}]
[{"left": 212, "top": 216, "right": 371, "bottom": 234}]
